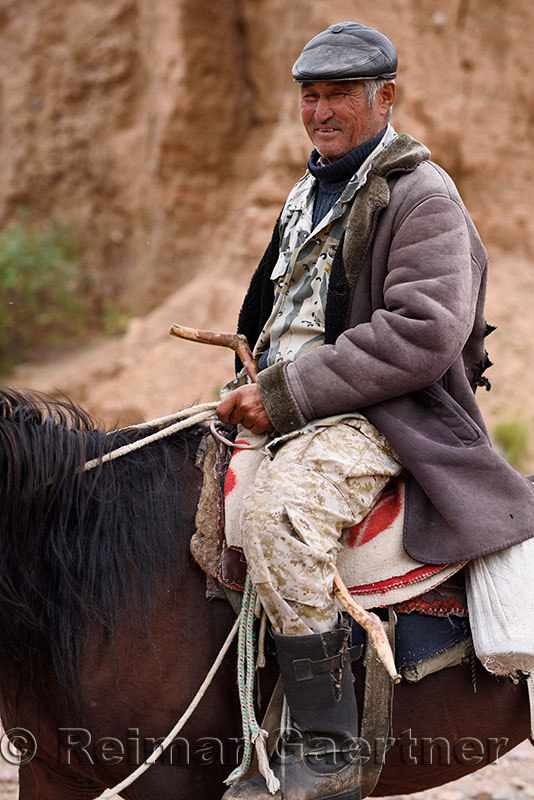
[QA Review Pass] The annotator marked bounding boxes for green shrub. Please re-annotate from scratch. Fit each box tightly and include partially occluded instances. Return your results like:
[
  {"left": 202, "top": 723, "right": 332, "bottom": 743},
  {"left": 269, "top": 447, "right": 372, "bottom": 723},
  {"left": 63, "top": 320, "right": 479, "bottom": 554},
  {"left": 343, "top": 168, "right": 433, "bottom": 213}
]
[
  {"left": 493, "top": 416, "right": 531, "bottom": 470},
  {"left": 0, "top": 210, "right": 102, "bottom": 373}
]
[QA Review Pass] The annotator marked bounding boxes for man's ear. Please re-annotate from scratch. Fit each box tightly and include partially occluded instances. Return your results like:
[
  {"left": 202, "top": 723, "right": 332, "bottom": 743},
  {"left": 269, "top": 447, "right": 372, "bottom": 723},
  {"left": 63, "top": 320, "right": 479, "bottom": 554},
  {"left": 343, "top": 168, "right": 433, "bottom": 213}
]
[{"left": 378, "top": 81, "right": 396, "bottom": 113}]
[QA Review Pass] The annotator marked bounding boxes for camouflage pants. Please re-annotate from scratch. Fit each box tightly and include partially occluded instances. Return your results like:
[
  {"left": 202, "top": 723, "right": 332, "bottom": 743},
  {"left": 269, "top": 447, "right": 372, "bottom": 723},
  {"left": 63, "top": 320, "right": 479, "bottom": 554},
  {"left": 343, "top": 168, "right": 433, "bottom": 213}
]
[{"left": 241, "top": 418, "right": 402, "bottom": 636}]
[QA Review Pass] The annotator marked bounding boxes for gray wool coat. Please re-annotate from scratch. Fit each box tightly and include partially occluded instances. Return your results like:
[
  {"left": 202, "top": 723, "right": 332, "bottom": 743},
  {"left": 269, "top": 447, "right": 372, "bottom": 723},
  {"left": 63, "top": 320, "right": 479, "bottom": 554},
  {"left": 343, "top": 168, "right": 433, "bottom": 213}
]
[{"left": 242, "top": 134, "right": 534, "bottom": 564}]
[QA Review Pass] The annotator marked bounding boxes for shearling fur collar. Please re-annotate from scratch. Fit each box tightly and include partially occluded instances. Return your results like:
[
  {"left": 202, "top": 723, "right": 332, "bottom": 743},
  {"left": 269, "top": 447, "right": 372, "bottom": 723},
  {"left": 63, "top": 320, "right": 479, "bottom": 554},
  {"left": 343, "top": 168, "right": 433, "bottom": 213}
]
[
  {"left": 370, "top": 133, "right": 430, "bottom": 177},
  {"left": 342, "top": 134, "right": 430, "bottom": 287}
]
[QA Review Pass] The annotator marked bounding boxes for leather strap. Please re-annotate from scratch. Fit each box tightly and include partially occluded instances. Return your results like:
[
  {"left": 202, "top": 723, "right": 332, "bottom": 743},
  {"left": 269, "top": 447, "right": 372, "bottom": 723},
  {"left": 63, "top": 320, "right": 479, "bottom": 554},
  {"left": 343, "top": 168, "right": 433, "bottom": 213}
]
[
  {"left": 293, "top": 644, "right": 364, "bottom": 681},
  {"left": 527, "top": 672, "right": 534, "bottom": 745},
  {"left": 360, "top": 608, "right": 396, "bottom": 797}
]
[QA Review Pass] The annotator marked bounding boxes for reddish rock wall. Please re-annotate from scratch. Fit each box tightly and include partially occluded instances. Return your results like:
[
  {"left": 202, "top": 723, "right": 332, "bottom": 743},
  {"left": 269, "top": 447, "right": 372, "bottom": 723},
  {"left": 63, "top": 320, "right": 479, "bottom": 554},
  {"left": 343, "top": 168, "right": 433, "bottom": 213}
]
[{"left": 2, "top": 0, "right": 533, "bottom": 462}]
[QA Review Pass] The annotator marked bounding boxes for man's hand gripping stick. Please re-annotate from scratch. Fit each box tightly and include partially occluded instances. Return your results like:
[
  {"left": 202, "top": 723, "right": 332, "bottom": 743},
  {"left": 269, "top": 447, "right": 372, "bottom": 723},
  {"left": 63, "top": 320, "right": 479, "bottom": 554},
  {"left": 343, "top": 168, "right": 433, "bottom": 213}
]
[{"left": 169, "top": 322, "right": 401, "bottom": 683}]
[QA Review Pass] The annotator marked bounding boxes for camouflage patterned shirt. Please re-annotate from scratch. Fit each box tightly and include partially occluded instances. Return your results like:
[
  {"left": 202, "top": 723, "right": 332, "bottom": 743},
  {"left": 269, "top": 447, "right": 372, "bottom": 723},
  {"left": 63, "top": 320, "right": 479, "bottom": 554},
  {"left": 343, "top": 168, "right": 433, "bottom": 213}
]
[{"left": 254, "top": 125, "right": 398, "bottom": 370}]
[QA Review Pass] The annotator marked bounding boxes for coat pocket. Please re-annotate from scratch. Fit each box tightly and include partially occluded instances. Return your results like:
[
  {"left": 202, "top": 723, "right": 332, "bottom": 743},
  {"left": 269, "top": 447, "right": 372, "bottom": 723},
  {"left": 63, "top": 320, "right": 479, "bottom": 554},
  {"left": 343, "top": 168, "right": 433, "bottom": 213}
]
[{"left": 420, "top": 385, "right": 481, "bottom": 445}]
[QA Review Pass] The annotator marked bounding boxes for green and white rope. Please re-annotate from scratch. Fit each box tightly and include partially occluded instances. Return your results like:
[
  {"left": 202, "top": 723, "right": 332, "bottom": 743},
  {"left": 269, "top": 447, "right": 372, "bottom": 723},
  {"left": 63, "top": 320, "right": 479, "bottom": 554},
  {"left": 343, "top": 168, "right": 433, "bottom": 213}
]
[{"left": 224, "top": 575, "right": 280, "bottom": 794}]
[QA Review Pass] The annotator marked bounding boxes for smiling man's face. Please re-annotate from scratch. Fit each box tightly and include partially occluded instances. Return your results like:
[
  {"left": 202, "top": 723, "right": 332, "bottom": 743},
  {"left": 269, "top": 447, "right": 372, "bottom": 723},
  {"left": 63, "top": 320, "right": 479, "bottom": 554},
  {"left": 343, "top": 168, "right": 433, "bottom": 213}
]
[{"left": 299, "top": 80, "right": 394, "bottom": 162}]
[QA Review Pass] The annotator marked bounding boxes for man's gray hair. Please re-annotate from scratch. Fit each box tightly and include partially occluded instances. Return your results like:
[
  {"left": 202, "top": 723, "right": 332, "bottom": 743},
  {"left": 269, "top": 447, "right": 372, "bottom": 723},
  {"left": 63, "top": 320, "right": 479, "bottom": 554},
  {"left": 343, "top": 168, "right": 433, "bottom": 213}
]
[{"left": 364, "top": 78, "right": 394, "bottom": 120}]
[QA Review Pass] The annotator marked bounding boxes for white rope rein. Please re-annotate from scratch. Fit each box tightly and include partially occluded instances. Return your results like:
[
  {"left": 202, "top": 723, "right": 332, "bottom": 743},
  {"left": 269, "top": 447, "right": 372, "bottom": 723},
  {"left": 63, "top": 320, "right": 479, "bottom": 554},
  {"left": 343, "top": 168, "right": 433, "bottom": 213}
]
[
  {"left": 84, "top": 402, "right": 219, "bottom": 471},
  {"left": 94, "top": 615, "right": 240, "bottom": 800},
  {"left": 81, "top": 402, "right": 264, "bottom": 796},
  {"left": 84, "top": 402, "right": 262, "bottom": 472}
]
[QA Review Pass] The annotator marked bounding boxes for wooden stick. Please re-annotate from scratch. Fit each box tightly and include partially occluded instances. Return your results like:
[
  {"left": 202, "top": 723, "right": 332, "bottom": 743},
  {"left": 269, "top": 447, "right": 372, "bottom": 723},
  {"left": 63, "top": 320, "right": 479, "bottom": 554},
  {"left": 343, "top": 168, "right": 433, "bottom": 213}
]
[
  {"left": 170, "top": 324, "right": 258, "bottom": 384},
  {"left": 334, "top": 574, "right": 401, "bottom": 683},
  {"left": 169, "top": 322, "right": 400, "bottom": 682}
]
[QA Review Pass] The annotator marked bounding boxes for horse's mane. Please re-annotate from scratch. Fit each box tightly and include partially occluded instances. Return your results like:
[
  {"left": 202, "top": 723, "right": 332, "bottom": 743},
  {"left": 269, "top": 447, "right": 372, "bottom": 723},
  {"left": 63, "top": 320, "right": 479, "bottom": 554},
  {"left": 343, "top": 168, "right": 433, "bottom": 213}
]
[{"left": 0, "top": 389, "right": 203, "bottom": 708}]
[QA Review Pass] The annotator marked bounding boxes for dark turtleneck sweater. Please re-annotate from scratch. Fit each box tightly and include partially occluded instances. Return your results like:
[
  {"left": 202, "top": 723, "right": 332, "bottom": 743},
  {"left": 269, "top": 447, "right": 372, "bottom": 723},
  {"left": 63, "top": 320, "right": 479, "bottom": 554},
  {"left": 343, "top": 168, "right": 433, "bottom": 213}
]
[{"left": 308, "top": 128, "right": 387, "bottom": 229}]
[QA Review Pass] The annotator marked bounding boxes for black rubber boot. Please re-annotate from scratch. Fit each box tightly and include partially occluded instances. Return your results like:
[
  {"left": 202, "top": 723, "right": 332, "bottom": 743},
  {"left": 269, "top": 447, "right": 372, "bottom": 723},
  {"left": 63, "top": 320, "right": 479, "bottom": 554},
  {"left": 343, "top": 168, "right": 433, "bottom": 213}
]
[{"left": 222, "top": 619, "right": 362, "bottom": 800}]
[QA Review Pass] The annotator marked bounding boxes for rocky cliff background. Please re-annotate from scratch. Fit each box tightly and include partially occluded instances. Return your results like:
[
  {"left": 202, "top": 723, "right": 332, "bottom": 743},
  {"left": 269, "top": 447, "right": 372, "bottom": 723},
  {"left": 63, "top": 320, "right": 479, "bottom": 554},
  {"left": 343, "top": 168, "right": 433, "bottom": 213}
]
[{"left": 1, "top": 0, "right": 533, "bottom": 466}]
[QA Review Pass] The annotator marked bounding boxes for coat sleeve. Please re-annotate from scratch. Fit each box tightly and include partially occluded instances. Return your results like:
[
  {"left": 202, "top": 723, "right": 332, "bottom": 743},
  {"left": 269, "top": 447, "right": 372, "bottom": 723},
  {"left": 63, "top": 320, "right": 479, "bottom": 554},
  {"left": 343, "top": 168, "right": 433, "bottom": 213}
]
[{"left": 257, "top": 191, "right": 485, "bottom": 433}]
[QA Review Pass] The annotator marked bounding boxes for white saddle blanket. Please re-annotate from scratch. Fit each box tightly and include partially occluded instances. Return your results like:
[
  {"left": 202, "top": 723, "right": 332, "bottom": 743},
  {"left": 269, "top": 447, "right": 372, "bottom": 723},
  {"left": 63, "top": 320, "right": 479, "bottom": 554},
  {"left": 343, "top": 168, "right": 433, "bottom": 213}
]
[{"left": 224, "top": 431, "right": 465, "bottom": 609}]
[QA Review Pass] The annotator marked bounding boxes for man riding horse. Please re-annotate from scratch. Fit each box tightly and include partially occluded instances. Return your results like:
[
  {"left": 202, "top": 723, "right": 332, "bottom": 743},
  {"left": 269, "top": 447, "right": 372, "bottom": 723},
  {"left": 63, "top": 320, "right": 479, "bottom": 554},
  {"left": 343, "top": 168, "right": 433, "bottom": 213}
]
[{"left": 217, "top": 21, "right": 534, "bottom": 800}]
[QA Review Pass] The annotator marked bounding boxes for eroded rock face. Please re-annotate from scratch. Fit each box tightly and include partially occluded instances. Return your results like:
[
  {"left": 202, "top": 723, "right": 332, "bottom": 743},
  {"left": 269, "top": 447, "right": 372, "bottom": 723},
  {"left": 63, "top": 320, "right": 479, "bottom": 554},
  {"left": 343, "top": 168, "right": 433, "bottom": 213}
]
[
  {"left": 0, "top": 0, "right": 256, "bottom": 310},
  {"left": 2, "top": 0, "right": 533, "bottom": 452},
  {"left": 1, "top": 0, "right": 532, "bottom": 308}
]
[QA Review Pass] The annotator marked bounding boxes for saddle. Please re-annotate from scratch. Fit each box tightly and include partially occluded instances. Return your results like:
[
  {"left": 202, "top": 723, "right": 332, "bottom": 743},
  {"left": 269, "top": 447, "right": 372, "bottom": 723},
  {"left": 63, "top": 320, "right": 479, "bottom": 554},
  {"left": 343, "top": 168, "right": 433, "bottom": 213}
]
[
  {"left": 191, "top": 432, "right": 470, "bottom": 654},
  {"left": 192, "top": 432, "right": 468, "bottom": 613}
]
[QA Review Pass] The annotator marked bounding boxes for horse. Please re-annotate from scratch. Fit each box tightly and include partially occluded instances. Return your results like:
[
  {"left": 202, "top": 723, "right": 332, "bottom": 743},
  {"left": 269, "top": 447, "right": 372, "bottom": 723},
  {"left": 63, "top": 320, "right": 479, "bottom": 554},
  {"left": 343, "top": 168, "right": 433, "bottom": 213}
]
[{"left": 0, "top": 388, "right": 531, "bottom": 800}]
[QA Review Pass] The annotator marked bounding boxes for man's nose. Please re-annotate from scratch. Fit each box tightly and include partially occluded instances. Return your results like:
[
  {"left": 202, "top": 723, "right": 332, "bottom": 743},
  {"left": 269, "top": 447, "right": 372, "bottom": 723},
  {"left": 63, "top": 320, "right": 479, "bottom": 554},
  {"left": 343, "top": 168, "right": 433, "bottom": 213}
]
[{"left": 315, "top": 97, "right": 334, "bottom": 122}]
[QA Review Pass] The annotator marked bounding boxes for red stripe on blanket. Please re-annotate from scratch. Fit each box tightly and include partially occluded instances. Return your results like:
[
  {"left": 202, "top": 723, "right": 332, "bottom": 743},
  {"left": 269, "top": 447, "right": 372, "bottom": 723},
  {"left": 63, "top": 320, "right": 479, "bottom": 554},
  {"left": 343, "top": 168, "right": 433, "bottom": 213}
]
[
  {"left": 224, "top": 440, "right": 253, "bottom": 497},
  {"left": 224, "top": 468, "right": 237, "bottom": 495},
  {"left": 348, "top": 563, "right": 448, "bottom": 595},
  {"left": 345, "top": 477, "right": 404, "bottom": 548}
]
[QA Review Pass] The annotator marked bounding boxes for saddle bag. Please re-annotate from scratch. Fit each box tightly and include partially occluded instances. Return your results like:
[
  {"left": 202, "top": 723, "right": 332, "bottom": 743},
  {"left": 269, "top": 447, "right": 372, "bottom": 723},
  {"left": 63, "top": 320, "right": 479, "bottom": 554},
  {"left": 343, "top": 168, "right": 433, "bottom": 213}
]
[{"left": 465, "top": 535, "right": 534, "bottom": 676}]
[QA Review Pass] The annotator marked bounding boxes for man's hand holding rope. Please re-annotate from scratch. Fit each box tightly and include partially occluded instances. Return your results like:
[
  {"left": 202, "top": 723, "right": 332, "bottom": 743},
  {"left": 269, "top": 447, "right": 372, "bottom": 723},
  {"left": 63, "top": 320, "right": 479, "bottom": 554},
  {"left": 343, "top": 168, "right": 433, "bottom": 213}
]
[{"left": 217, "top": 385, "right": 273, "bottom": 435}]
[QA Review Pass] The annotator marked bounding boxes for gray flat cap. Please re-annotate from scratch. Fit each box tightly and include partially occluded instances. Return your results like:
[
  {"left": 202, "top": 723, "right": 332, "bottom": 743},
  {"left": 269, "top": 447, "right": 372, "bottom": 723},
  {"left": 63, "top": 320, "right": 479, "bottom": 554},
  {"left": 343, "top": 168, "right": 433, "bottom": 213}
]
[{"left": 292, "top": 21, "right": 397, "bottom": 82}]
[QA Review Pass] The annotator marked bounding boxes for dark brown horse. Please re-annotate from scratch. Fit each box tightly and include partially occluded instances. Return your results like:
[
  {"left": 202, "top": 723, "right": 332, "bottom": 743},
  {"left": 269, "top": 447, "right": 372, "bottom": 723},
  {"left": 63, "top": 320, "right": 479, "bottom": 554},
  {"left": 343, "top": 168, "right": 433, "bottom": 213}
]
[{"left": 0, "top": 389, "right": 530, "bottom": 800}]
